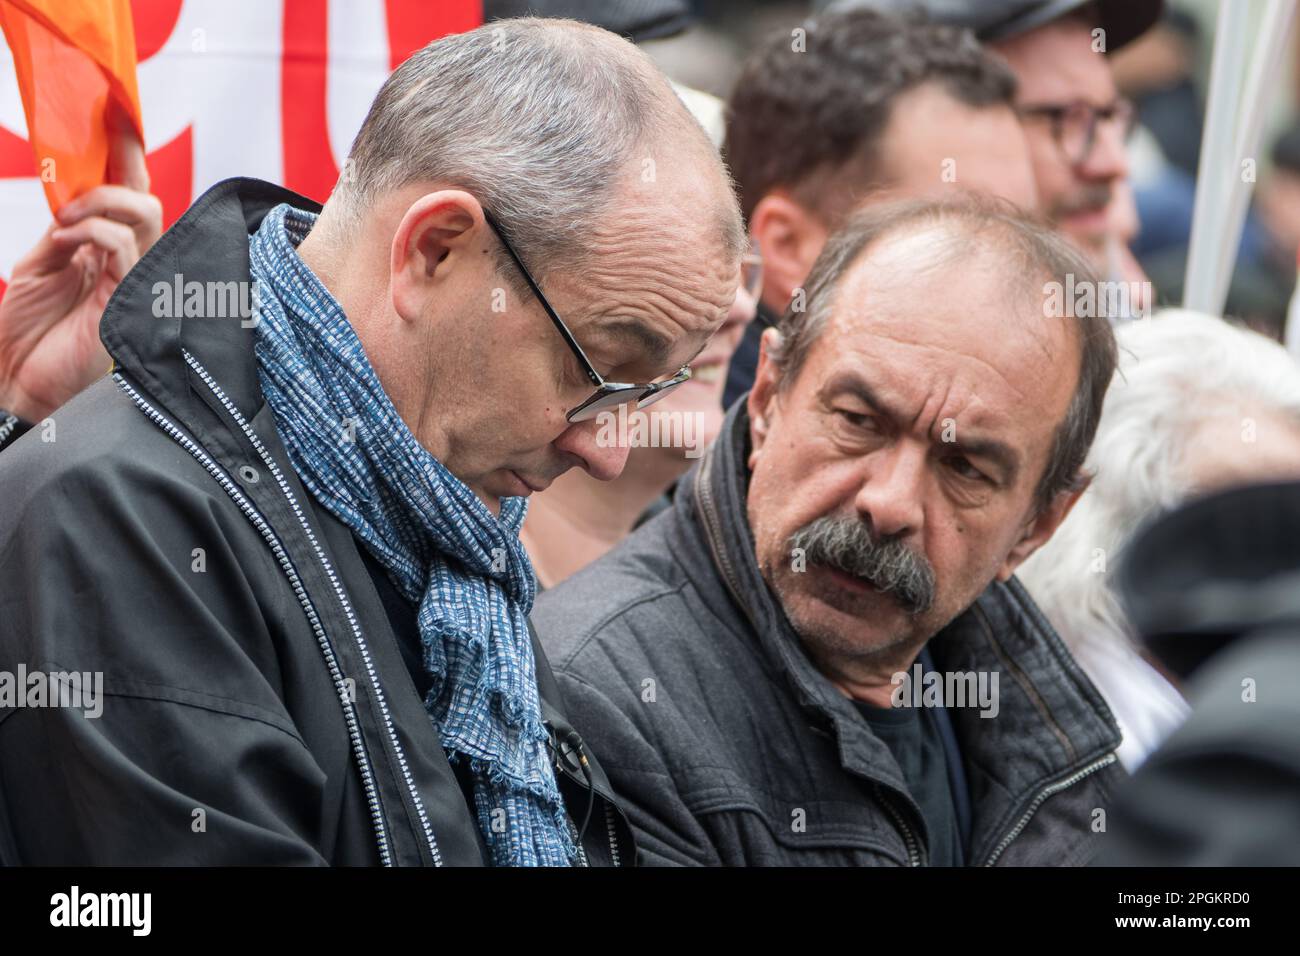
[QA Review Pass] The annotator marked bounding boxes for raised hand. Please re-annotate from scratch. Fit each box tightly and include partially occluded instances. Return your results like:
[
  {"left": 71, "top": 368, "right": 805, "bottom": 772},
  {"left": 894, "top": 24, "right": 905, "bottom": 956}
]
[{"left": 0, "top": 182, "right": 162, "bottom": 422}]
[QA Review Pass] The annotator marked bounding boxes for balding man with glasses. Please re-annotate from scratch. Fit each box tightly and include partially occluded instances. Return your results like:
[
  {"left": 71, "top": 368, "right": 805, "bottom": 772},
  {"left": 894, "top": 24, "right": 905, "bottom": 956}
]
[{"left": 0, "top": 18, "right": 744, "bottom": 866}]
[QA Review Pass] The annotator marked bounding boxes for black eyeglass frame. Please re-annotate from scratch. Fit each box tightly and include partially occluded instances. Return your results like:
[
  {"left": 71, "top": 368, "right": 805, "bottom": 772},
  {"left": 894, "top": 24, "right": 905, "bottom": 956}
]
[
  {"left": 482, "top": 210, "right": 692, "bottom": 423},
  {"left": 1017, "top": 97, "right": 1136, "bottom": 169}
]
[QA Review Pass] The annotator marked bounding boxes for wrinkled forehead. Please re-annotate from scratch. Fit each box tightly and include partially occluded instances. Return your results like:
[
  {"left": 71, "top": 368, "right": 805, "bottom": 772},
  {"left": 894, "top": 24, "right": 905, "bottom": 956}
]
[
  {"left": 808, "top": 230, "right": 1079, "bottom": 426},
  {"left": 565, "top": 176, "right": 742, "bottom": 375}
]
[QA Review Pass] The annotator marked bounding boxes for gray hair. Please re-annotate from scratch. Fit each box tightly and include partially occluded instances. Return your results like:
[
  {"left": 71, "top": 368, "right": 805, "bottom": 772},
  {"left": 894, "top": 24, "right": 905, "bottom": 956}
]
[
  {"left": 1019, "top": 310, "right": 1300, "bottom": 654},
  {"left": 331, "top": 17, "right": 741, "bottom": 288},
  {"left": 767, "top": 195, "right": 1118, "bottom": 511}
]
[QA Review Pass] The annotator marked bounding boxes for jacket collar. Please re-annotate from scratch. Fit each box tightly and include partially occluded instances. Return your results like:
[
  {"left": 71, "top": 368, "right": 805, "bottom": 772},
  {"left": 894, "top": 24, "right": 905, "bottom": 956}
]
[
  {"left": 682, "top": 400, "right": 1122, "bottom": 857},
  {"left": 100, "top": 177, "right": 320, "bottom": 433}
]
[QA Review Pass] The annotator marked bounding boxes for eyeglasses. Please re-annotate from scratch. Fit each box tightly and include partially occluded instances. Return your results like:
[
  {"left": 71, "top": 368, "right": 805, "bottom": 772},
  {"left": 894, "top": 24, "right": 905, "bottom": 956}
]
[
  {"left": 482, "top": 210, "right": 692, "bottom": 423},
  {"left": 1018, "top": 97, "right": 1136, "bottom": 168}
]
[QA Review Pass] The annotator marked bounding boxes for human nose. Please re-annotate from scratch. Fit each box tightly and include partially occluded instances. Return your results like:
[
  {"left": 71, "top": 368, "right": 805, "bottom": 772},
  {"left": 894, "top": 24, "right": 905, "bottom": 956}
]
[
  {"left": 852, "top": 441, "right": 926, "bottom": 539},
  {"left": 1079, "top": 113, "right": 1129, "bottom": 181},
  {"left": 553, "top": 415, "right": 632, "bottom": 481}
]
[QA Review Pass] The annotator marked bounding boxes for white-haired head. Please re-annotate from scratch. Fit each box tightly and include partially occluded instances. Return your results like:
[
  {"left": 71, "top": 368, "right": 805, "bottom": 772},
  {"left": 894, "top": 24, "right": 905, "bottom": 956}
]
[{"left": 1019, "top": 309, "right": 1300, "bottom": 654}]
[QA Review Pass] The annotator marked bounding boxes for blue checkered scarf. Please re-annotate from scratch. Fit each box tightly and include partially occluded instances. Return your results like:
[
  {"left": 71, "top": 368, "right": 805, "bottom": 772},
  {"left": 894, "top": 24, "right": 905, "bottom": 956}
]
[{"left": 248, "top": 203, "right": 574, "bottom": 866}]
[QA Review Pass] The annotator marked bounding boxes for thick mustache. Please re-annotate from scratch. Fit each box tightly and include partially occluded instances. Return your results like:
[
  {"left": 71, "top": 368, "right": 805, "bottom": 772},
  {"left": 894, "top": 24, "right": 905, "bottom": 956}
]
[{"left": 788, "top": 515, "right": 936, "bottom": 616}]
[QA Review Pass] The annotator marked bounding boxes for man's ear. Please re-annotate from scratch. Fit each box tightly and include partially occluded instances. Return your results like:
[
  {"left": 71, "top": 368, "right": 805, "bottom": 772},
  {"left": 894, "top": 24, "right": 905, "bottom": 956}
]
[
  {"left": 749, "top": 192, "right": 828, "bottom": 312},
  {"left": 996, "top": 474, "right": 1091, "bottom": 580},
  {"left": 747, "top": 326, "right": 785, "bottom": 469},
  {"left": 390, "top": 190, "right": 484, "bottom": 323}
]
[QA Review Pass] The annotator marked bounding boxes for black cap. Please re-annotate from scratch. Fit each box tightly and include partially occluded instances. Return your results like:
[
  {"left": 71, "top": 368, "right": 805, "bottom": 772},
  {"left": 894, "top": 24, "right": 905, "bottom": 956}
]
[
  {"left": 484, "top": 0, "right": 694, "bottom": 43},
  {"left": 820, "top": 0, "right": 1163, "bottom": 52}
]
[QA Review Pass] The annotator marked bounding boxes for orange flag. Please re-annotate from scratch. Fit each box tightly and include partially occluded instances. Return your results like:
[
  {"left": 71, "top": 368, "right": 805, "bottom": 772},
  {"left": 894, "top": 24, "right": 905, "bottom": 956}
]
[{"left": 0, "top": 0, "right": 144, "bottom": 213}]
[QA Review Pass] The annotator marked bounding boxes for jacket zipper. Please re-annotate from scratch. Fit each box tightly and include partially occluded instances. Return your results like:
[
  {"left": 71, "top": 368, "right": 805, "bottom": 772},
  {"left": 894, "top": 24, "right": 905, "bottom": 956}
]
[
  {"left": 566, "top": 817, "right": 590, "bottom": 867},
  {"left": 553, "top": 742, "right": 623, "bottom": 866},
  {"left": 604, "top": 802, "right": 622, "bottom": 867},
  {"left": 698, "top": 456, "right": 921, "bottom": 868},
  {"left": 182, "top": 350, "right": 444, "bottom": 866},
  {"left": 873, "top": 782, "right": 923, "bottom": 866},
  {"left": 982, "top": 752, "right": 1117, "bottom": 866},
  {"left": 114, "top": 372, "right": 395, "bottom": 865}
]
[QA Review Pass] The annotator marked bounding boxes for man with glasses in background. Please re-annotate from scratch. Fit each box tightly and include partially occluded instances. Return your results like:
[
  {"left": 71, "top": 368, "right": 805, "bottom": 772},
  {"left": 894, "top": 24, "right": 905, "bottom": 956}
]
[
  {"left": 988, "top": 0, "right": 1159, "bottom": 305},
  {"left": 0, "top": 18, "right": 745, "bottom": 866},
  {"left": 824, "top": 0, "right": 1162, "bottom": 307}
]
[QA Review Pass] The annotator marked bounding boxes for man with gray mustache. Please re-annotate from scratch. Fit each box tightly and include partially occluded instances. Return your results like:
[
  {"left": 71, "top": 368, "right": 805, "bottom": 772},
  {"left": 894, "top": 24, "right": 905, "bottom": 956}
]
[
  {"left": 533, "top": 195, "right": 1125, "bottom": 866},
  {"left": 790, "top": 515, "right": 937, "bottom": 619}
]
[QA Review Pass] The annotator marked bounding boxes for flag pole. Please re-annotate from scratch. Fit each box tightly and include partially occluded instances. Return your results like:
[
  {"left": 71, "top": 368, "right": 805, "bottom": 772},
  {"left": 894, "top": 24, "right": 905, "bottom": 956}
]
[
  {"left": 1212, "top": 0, "right": 1297, "bottom": 311},
  {"left": 1183, "top": 0, "right": 1252, "bottom": 313}
]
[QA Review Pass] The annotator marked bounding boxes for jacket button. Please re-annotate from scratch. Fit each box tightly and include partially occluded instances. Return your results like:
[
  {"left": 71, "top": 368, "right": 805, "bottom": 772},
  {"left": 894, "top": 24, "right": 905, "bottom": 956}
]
[{"left": 237, "top": 464, "right": 260, "bottom": 485}]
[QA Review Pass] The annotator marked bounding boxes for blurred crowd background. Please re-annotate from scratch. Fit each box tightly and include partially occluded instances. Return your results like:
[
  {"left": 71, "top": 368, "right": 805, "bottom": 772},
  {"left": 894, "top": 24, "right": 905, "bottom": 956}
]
[
  {"left": 4, "top": 0, "right": 1299, "bottom": 336},
  {"left": 639, "top": 0, "right": 1300, "bottom": 340}
]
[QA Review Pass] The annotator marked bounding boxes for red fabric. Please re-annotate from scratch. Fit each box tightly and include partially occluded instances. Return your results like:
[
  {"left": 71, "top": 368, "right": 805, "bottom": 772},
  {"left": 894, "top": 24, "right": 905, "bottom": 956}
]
[
  {"left": 282, "top": 0, "right": 482, "bottom": 202},
  {"left": 0, "top": 0, "right": 487, "bottom": 302}
]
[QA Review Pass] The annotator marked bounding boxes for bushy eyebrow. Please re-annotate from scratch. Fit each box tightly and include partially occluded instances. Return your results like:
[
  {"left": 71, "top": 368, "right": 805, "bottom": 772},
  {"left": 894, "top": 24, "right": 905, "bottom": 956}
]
[
  {"left": 826, "top": 371, "right": 897, "bottom": 423},
  {"left": 824, "top": 370, "right": 1021, "bottom": 483}
]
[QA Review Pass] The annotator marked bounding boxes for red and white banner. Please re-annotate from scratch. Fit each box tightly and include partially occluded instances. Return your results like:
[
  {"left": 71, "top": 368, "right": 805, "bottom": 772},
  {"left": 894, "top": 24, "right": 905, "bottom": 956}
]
[{"left": 0, "top": 0, "right": 482, "bottom": 295}]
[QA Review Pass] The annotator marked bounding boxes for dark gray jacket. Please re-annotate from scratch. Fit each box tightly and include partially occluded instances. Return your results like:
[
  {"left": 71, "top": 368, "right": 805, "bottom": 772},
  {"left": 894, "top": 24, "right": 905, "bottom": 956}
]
[
  {"left": 0, "top": 178, "right": 633, "bottom": 866},
  {"left": 534, "top": 403, "right": 1126, "bottom": 866}
]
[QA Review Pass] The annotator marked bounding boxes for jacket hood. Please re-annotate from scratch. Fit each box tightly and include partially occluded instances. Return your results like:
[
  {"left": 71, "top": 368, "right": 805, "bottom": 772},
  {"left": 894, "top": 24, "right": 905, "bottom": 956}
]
[{"left": 100, "top": 178, "right": 319, "bottom": 432}]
